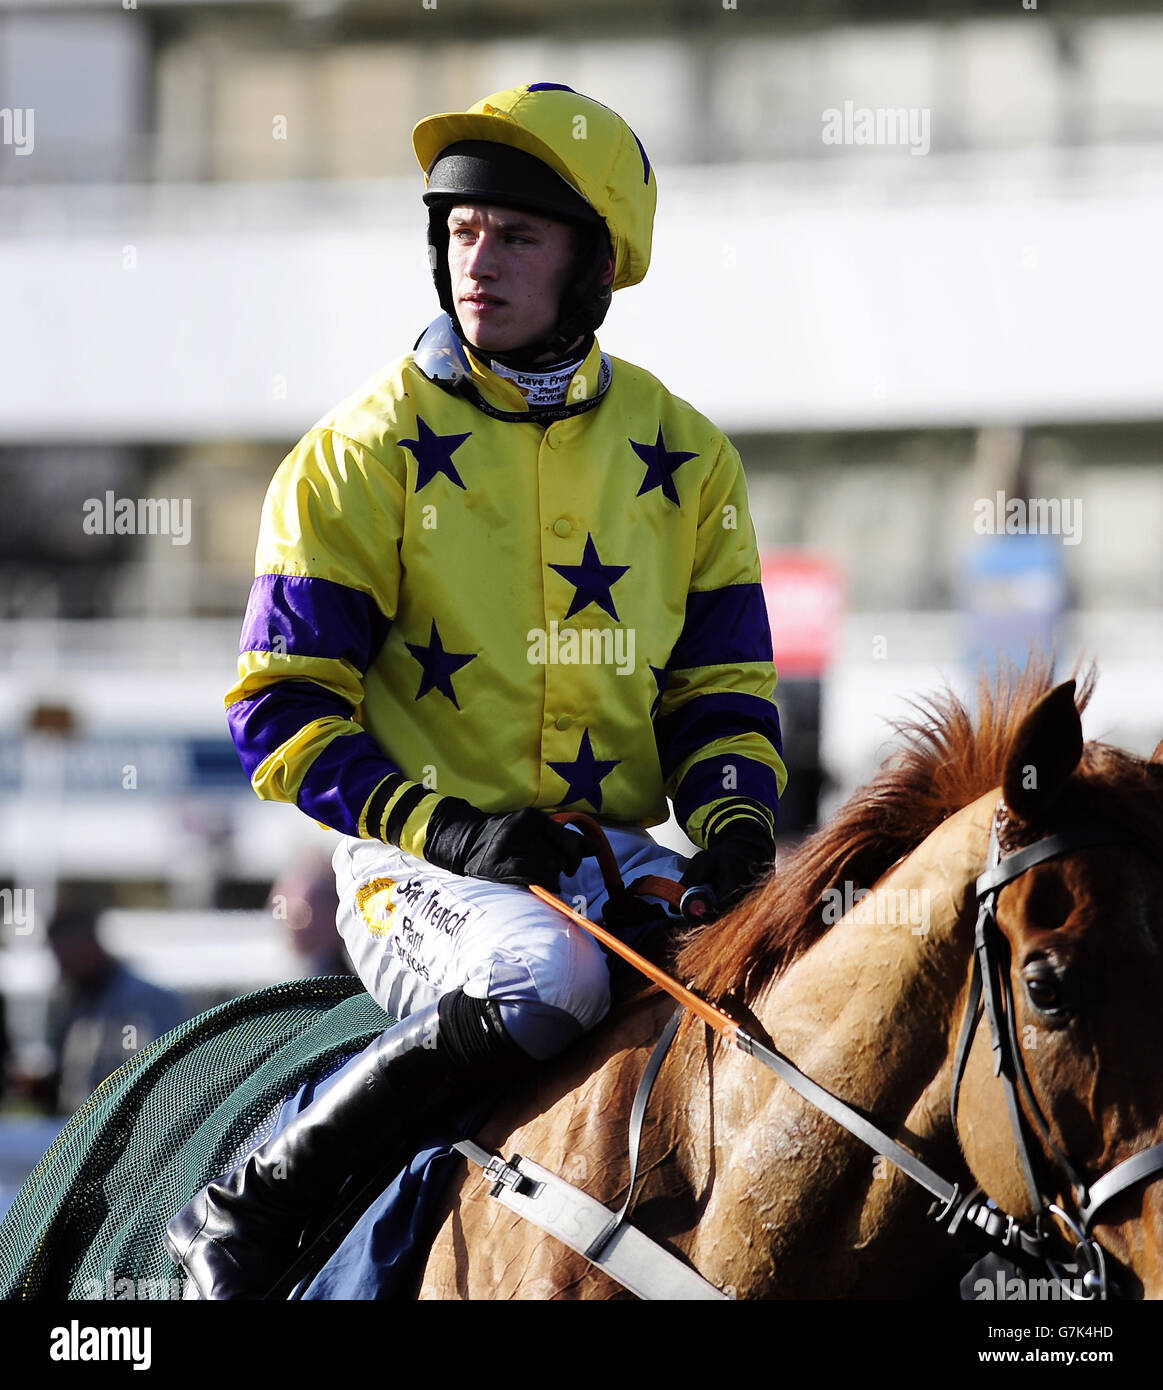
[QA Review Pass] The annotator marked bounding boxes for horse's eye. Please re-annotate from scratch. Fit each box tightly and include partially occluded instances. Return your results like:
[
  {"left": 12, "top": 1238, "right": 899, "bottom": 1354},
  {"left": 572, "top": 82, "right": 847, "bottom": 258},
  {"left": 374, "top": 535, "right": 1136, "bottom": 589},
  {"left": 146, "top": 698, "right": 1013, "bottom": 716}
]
[
  {"left": 1027, "top": 975, "right": 1059, "bottom": 1010},
  {"left": 1023, "top": 958, "right": 1070, "bottom": 1019}
]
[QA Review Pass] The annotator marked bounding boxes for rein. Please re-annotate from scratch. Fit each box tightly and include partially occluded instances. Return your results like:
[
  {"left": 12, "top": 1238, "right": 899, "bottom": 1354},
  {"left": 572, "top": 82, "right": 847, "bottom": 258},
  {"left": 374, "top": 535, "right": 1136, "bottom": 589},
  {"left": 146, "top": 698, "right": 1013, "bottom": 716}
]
[{"left": 535, "top": 806, "right": 1163, "bottom": 1300}]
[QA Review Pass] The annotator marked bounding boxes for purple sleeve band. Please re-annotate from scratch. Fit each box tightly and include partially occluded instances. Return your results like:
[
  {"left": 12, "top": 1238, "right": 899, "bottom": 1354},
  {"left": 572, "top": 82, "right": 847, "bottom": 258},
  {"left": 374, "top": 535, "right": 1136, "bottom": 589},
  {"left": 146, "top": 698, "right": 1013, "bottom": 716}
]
[
  {"left": 226, "top": 681, "right": 403, "bottom": 835},
  {"left": 654, "top": 691, "right": 783, "bottom": 780},
  {"left": 239, "top": 573, "right": 392, "bottom": 671},
  {"left": 668, "top": 583, "right": 773, "bottom": 671},
  {"left": 673, "top": 756, "right": 781, "bottom": 832},
  {"left": 226, "top": 681, "right": 357, "bottom": 782}
]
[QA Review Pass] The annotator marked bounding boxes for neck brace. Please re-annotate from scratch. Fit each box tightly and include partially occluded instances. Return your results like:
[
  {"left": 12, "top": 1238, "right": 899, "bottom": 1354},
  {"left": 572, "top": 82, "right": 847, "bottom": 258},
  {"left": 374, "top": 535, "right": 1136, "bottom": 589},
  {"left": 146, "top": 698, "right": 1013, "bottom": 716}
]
[
  {"left": 412, "top": 314, "right": 612, "bottom": 424},
  {"left": 488, "top": 355, "right": 586, "bottom": 408}
]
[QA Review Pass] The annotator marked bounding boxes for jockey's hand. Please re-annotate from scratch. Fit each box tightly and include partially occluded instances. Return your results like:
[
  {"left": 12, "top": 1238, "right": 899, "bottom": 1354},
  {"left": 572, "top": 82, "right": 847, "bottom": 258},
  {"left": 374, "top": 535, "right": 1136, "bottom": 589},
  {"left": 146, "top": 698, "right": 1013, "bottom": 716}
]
[
  {"left": 680, "top": 815, "right": 775, "bottom": 919},
  {"left": 423, "top": 800, "right": 587, "bottom": 890}
]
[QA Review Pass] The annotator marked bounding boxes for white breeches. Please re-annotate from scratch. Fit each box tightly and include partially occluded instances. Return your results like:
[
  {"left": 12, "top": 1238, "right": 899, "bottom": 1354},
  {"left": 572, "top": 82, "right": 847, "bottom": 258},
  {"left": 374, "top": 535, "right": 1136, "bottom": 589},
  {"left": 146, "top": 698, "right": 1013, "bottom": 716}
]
[{"left": 333, "top": 826, "right": 686, "bottom": 1059}]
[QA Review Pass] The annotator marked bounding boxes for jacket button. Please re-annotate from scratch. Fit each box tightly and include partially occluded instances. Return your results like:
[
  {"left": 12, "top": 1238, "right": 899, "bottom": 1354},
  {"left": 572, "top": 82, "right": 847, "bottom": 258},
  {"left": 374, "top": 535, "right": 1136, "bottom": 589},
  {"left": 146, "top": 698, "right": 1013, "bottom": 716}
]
[
  {"left": 555, "top": 714, "right": 573, "bottom": 731},
  {"left": 553, "top": 518, "right": 572, "bottom": 537}
]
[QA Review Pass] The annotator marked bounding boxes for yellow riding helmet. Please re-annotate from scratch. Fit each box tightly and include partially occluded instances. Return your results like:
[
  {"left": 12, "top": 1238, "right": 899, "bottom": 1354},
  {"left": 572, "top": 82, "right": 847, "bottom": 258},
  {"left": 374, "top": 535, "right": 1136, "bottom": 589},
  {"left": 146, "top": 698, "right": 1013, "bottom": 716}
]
[{"left": 412, "top": 81, "right": 657, "bottom": 292}]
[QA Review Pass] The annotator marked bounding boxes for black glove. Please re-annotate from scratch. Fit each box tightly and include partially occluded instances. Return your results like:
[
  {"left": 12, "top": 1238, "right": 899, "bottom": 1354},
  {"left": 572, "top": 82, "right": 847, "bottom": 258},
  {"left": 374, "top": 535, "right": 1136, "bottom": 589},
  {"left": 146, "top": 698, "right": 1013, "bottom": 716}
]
[
  {"left": 680, "top": 816, "right": 775, "bottom": 918},
  {"left": 423, "top": 799, "right": 587, "bottom": 890}
]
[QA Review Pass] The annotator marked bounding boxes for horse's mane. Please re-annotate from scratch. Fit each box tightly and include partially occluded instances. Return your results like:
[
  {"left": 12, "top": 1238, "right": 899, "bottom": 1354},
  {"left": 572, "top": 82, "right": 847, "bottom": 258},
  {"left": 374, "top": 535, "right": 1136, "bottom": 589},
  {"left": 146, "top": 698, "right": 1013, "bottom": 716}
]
[{"left": 677, "top": 658, "right": 1105, "bottom": 1005}]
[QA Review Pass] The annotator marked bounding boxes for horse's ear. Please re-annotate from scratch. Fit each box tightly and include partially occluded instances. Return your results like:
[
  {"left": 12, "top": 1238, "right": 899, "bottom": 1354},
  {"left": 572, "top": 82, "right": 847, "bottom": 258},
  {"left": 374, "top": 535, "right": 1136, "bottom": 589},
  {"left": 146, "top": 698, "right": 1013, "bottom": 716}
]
[
  {"left": 1151, "top": 739, "right": 1163, "bottom": 765},
  {"left": 1003, "top": 680, "right": 1083, "bottom": 819}
]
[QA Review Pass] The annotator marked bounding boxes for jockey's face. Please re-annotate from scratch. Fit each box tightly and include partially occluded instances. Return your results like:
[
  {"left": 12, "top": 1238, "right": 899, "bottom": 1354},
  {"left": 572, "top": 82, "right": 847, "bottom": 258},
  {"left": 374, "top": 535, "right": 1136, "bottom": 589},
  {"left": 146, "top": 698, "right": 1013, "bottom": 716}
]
[{"left": 446, "top": 204, "right": 578, "bottom": 357}]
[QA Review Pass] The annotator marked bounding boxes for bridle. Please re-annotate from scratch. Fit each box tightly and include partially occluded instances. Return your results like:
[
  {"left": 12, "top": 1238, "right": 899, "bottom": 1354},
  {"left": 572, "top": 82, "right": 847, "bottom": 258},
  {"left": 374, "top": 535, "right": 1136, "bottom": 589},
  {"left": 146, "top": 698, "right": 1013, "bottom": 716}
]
[{"left": 944, "top": 802, "right": 1163, "bottom": 1299}]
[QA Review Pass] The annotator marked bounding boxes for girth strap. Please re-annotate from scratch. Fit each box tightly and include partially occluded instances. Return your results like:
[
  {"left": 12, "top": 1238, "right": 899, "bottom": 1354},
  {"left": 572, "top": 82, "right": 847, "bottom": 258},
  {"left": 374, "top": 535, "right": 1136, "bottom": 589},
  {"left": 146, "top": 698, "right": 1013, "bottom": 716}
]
[
  {"left": 452, "top": 1138, "right": 729, "bottom": 1300},
  {"left": 585, "top": 1006, "right": 684, "bottom": 1260}
]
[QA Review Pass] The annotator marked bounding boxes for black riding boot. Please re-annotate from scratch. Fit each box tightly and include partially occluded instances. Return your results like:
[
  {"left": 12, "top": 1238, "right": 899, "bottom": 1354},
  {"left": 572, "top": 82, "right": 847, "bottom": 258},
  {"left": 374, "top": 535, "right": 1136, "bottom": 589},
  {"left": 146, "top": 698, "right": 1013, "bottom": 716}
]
[{"left": 164, "top": 988, "right": 527, "bottom": 1300}]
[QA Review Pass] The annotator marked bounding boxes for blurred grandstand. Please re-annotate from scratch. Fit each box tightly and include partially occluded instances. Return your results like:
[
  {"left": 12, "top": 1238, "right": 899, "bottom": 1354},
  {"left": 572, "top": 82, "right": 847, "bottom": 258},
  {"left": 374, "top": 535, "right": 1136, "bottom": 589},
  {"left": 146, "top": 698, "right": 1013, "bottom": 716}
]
[{"left": 1, "top": 1, "right": 1161, "bottom": 1154}]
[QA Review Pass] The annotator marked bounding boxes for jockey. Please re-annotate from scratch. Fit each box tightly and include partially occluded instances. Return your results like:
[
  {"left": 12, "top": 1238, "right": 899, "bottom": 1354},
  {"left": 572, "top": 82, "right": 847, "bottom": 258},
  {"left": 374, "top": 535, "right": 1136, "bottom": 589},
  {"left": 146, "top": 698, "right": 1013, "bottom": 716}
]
[{"left": 166, "top": 82, "right": 786, "bottom": 1299}]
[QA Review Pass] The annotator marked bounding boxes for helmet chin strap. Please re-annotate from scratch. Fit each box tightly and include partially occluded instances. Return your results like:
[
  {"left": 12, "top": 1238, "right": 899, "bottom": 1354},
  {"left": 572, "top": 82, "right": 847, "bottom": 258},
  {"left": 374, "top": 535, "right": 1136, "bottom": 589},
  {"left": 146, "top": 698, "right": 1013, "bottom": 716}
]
[{"left": 483, "top": 332, "right": 592, "bottom": 374}]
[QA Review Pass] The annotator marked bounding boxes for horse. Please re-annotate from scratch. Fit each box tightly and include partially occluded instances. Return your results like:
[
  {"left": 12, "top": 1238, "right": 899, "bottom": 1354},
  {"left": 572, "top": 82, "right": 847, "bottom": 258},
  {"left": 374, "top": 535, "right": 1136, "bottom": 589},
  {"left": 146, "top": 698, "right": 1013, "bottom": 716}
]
[
  {"left": 412, "top": 664, "right": 1163, "bottom": 1299},
  {"left": 4, "top": 663, "right": 1162, "bottom": 1301}
]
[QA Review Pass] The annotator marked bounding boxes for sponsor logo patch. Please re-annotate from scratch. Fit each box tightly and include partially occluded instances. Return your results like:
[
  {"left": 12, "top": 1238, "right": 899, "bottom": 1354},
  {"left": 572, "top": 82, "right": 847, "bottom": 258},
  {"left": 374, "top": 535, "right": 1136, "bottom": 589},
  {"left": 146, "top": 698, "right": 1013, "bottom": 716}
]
[{"left": 355, "top": 876, "right": 398, "bottom": 936}]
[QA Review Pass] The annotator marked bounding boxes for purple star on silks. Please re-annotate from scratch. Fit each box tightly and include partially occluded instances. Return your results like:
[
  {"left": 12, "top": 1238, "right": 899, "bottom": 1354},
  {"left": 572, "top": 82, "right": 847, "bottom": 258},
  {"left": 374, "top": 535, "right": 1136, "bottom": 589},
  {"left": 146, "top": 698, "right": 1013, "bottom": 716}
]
[
  {"left": 399, "top": 417, "right": 472, "bottom": 492},
  {"left": 405, "top": 621, "right": 477, "bottom": 708},
  {"left": 630, "top": 427, "right": 697, "bottom": 506},
  {"left": 548, "top": 534, "right": 630, "bottom": 621},
  {"left": 547, "top": 729, "right": 621, "bottom": 812},
  {"left": 649, "top": 665, "right": 667, "bottom": 719}
]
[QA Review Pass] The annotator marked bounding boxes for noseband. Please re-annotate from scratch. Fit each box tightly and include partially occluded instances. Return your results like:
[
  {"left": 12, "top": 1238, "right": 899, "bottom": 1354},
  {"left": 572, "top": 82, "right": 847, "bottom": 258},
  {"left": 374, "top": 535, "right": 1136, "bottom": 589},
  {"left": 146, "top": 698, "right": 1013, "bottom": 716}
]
[{"left": 947, "top": 803, "right": 1163, "bottom": 1299}]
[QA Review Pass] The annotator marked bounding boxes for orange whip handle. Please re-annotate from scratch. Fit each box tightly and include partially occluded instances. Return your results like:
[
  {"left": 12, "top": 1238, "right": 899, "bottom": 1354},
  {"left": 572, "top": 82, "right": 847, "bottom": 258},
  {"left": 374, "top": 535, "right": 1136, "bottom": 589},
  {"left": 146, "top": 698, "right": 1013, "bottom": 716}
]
[{"left": 527, "top": 883, "right": 741, "bottom": 1046}]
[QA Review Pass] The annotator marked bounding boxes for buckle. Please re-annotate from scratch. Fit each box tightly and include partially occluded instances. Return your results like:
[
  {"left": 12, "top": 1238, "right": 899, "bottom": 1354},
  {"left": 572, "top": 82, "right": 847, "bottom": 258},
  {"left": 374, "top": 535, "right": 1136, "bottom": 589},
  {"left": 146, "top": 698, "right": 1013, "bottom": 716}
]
[{"left": 482, "top": 1152, "right": 541, "bottom": 1200}]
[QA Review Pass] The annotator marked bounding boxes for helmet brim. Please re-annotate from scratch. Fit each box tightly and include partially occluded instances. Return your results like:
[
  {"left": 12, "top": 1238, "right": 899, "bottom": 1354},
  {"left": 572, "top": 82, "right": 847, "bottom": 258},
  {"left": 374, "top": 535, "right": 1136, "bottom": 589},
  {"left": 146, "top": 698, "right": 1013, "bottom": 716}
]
[{"left": 420, "top": 140, "right": 602, "bottom": 229}]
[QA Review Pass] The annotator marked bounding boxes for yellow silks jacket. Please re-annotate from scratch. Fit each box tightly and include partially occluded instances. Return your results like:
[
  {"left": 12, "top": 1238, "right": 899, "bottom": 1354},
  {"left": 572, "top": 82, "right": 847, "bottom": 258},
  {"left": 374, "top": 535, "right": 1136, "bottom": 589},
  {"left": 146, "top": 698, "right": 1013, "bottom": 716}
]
[{"left": 226, "top": 318, "right": 787, "bottom": 858}]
